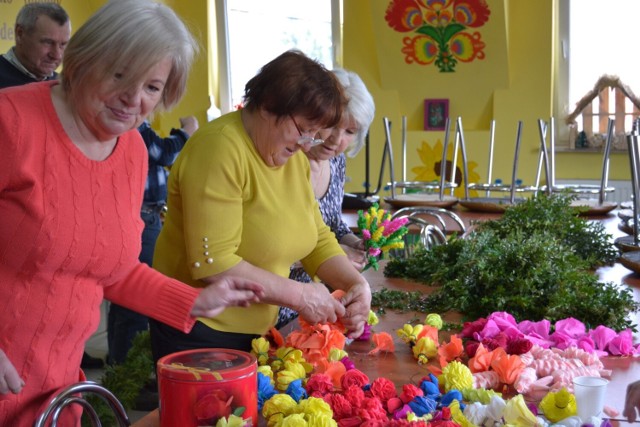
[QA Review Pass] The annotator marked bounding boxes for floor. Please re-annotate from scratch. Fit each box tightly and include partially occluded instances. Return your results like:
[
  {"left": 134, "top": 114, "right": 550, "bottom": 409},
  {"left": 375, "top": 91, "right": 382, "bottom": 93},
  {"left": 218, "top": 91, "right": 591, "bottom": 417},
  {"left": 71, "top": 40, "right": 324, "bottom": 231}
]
[{"left": 83, "top": 302, "right": 151, "bottom": 423}]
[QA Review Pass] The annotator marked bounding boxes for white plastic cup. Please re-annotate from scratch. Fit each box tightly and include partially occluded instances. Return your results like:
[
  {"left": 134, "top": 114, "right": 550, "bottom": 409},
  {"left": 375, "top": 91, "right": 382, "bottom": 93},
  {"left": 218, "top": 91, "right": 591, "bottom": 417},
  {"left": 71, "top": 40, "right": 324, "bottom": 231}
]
[{"left": 572, "top": 376, "right": 609, "bottom": 421}]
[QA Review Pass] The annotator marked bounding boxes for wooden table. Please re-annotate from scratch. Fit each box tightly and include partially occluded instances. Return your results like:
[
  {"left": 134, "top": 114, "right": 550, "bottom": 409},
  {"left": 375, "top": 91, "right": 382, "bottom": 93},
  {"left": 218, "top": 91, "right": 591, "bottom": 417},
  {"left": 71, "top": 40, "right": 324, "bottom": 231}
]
[{"left": 133, "top": 207, "right": 639, "bottom": 426}]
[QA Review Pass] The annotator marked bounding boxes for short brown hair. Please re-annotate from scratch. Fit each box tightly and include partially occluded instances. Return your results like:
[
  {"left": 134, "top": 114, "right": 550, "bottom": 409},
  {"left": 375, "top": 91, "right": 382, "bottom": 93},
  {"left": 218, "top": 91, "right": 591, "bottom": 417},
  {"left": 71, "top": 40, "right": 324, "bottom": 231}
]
[{"left": 243, "top": 49, "right": 344, "bottom": 129}]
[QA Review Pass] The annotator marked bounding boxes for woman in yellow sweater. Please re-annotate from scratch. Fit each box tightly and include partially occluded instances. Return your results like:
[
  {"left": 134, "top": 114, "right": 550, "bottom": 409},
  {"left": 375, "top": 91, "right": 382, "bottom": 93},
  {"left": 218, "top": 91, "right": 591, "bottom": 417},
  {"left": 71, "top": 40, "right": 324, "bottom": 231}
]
[{"left": 150, "top": 50, "right": 372, "bottom": 359}]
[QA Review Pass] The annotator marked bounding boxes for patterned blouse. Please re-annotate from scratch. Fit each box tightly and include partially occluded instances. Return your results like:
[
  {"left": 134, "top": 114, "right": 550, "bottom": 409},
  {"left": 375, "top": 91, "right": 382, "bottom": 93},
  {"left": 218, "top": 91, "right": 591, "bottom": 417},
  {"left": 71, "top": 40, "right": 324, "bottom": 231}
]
[{"left": 277, "top": 154, "right": 354, "bottom": 327}]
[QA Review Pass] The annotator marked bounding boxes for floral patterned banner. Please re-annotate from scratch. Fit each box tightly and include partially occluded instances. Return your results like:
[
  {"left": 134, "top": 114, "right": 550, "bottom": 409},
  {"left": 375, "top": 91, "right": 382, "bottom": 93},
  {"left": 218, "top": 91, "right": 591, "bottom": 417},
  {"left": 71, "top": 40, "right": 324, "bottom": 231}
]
[{"left": 385, "top": 0, "right": 491, "bottom": 72}]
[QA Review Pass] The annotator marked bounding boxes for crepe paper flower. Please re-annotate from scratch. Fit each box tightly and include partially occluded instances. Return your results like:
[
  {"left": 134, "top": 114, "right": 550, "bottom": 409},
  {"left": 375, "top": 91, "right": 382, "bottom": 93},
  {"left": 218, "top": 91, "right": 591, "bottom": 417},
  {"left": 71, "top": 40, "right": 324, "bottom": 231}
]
[
  {"left": 370, "top": 377, "right": 398, "bottom": 404},
  {"left": 369, "top": 332, "right": 396, "bottom": 355},
  {"left": 356, "top": 323, "right": 372, "bottom": 341},
  {"left": 418, "top": 373, "right": 440, "bottom": 399},
  {"left": 441, "top": 390, "right": 465, "bottom": 409},
  {"left": 502, "top": 394, "right": 538, "bottom": 427},
  {"left": 286, "top": 324, "right": 346, "bottom": 366},
  {"left": 327, "top": 393, "right": 354, "bottom": 419},
  {"left": 251, "top": 337, "right": 271, "bottom": 366},
  {"left": 258, "top": 372, "right": 279, "bottom": 411},
  {"left": 505, "top": 337, "right": 533, "bottom": 355},
  {"left": 408, "top": 395, "right": 438, "bottom": 417},
  {"left": 286, "top": 378, "right": 308, "bottom": 402},
  {"left": 440, "top": 360, "right": 474, "bottom": 393},
  {"left": 214, "top": 414, "right": 246, "bottom": 427},
  {"left": 462, "top": 401, "right": 489, "bottom": 425},
  {"left": 406, "top": 411, "right": 433, "bottom": 424},
  {"left": 328, "top": 348, "right": 348, "bottom": 362},
  {"left": 318, "top": 360, "right": 347, "bottom": 389},
  {"left": 397, "top": 323, "right": 424, "bottom": 344},
  {"left": 357, "top": 397, "right": 388, "bottom": 422},
  {"left": 538, "top": 387, "right": 577, "bottom": 422},
  {"left": 341, "top": 368, "right": 370, "bottom": 390},
  {"left": 339, "top": 356, "right": 355, "bottom": 371},
  {"left": 425, "top": 313, "right": 443, "bottom": 330},
  {"left": 490, "top": 349, "right": 526, "bottom": 385},
  {"left": 417, "top": 324, "right": 440, "bottom": 343},
  {"left": 343, "top": 384, "right": 366, "bottom": 408},
  {"left": 276, "top": 362, "right": 308, "bottom": 391},
  {"left": 368, "top": 310, "right": 380, "bottom": 326},
  {"left": 461, "top": 387, "right": 502, "bottom": 405},
  {"left": 357, "top": 203, "right": 409, "bottom": 271},
  {"left": 413, "top": 336, "right": 438, "bottom": 364},
  {"left": 448, "top": 399, "right": 473, "bottom": 427},
  {"left": 262, "top": 393, "right": 298, "bottom": 420},
  {"left": 608, "top": 328, "right": 636, "bottom": 356},
  {"left": 472, "top": 370, "right": 500, "bottom": 390},
  {"left": 306, "top": 373, "right": 334, "bottom": 396},
  {"left": 257, "top": 365, "right": 274, "bottom": 381},
  {"left": 438, "top": 334, "right": 464, "bottom": 365},
  {"left": 484, "top": 395, "right": 507, "bottom": 425},
  {"left": 555, "top": 317, "right": 587, "bottom": 338},
  {"left": 400, "top": 383, "right": 424, "bottom": 404}
]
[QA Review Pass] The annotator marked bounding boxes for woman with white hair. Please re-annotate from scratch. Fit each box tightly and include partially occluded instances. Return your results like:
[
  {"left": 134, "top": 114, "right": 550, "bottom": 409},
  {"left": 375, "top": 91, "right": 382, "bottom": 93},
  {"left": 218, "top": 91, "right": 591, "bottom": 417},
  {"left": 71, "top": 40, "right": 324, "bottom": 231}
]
[{"left": 278, "top": 68, "right": 376, "bottom": 328}]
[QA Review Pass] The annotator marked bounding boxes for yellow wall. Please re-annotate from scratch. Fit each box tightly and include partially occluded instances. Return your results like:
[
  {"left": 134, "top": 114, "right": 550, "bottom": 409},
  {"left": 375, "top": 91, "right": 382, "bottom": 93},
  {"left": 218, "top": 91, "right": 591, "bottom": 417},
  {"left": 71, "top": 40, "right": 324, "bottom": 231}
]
[
  {"left": 341, "top": 0, "right": 630, "bottom": 196},
  {"left": 0, "top": 0, "right": 630, "bottom": 190}
]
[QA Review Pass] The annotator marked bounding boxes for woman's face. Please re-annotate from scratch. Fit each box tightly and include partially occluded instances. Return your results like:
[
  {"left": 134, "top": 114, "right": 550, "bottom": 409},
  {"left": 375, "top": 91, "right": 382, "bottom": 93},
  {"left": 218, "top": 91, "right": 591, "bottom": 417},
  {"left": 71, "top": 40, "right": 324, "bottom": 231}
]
[
  {"left": 259, "top": 113, "right": 322, "bottom": 167},
  {"left": 307, "top": 115, "right": 358, "bottom": 161},
  {"left": 77, "top": 57, "right": 172, "bottom": 141}
]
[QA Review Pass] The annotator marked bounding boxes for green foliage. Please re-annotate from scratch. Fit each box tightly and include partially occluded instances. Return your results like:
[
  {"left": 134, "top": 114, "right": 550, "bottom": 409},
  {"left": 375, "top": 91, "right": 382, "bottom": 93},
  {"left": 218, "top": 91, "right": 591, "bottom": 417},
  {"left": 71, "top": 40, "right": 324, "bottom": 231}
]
[
  {"left": 381, "top": 194, "right": 638, "bottom": 331},
  {"left": 82, "top": 331, "right": 154, "bottom": 426}
]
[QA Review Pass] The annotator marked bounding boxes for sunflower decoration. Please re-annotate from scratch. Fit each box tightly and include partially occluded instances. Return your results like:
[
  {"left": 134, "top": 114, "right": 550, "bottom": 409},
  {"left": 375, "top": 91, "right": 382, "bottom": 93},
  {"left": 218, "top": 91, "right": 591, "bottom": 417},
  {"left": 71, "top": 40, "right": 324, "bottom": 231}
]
[{"left": 412, "top": 139, "right": 480, "bottom": 199}]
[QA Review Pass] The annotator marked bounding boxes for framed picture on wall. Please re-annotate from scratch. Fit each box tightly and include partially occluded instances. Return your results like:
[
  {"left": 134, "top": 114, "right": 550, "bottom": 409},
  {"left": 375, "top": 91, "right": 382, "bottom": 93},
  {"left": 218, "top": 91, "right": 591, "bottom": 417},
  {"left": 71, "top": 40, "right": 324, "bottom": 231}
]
[{"left": 424, "top": 99, "right": 449, "bottom": 131}]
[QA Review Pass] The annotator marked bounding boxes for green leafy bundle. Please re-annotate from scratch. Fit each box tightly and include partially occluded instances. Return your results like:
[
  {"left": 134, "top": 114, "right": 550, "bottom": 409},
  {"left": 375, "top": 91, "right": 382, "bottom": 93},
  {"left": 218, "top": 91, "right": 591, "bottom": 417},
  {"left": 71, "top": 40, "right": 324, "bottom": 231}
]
[
  {"left": 82, "top": 331, "right": 155, "bottom": 426},
  {"left": 382, "top": 194, "right": 638, "bottom": 331}
]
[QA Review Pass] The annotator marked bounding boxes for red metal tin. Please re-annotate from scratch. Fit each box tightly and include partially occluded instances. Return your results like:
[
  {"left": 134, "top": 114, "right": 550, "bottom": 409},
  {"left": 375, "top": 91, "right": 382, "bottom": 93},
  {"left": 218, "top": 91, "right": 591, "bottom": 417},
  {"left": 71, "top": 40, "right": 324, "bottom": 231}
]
[{"left": 157, "top": 348, "right": 257, "bottom": 427}]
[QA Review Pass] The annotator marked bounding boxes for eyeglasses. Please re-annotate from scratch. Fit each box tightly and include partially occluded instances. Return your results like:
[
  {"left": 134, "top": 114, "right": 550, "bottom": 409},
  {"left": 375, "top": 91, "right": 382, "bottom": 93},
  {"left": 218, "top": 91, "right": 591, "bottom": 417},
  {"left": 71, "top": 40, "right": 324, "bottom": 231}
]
[{"left": 290, "top": 115, "right": 324, "bottom": 147}]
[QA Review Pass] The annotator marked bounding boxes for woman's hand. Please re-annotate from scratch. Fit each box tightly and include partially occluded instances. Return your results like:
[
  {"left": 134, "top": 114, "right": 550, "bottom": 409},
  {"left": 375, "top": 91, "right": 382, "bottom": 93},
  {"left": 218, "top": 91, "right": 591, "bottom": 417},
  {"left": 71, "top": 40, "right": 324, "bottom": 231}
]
[
  {"left": 296, "top": 281, "right": 346, "bottom": 324},
  {"left": 338, "top": 281, "right": 372, "bottom": 339},
  {"left": 0, "top": 349, "right": 24, "bottom": 395},
  {"left": 340, "top": 243, "right": 366, "bottom": 271},
  {"left": 191, "top": 277, "right": 264, "bottom": 318},
  {"left": 625, "top": 380, "right": 640, "bottom": 422}
]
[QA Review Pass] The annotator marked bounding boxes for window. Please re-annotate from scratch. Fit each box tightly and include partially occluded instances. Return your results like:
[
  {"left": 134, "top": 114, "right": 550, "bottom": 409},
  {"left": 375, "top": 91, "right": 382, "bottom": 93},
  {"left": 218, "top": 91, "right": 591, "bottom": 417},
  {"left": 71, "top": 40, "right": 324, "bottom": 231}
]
[
  {"left": 557, "top": 0, "right": 640, "bottom": 142},
  {"left": 213, "top": 0, "right": 340, "bottom": 114}
]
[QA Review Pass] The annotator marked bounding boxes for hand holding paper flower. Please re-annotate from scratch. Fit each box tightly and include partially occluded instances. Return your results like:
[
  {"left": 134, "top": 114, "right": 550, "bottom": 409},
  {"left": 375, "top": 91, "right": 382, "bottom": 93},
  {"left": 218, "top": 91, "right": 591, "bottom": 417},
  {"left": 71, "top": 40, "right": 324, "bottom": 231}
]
[{"left": 357, "top": 203, "right": 409, "bottom": 271}]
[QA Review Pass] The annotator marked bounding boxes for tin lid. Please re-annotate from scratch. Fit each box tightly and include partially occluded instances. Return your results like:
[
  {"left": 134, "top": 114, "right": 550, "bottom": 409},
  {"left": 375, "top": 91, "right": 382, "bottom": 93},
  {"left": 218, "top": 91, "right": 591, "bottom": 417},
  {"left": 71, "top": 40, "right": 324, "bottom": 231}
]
[{"left": 157, "top": 348, "right": 256, "bottom": 382}]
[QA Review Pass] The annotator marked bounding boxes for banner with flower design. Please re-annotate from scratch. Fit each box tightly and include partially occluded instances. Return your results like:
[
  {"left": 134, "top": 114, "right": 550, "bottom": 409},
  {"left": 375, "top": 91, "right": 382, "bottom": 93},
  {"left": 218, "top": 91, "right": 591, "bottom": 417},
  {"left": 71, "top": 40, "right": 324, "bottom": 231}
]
[{"left": 385, "top": 0, "right": 491, "bottom": 72}]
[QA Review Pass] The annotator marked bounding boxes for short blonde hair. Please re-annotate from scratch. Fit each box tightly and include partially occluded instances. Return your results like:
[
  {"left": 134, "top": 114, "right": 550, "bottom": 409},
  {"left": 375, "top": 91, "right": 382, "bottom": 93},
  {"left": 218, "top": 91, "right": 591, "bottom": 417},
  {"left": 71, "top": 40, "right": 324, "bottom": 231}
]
[{"left": 61, "top": 0, "right": 198, "bottom": 111}]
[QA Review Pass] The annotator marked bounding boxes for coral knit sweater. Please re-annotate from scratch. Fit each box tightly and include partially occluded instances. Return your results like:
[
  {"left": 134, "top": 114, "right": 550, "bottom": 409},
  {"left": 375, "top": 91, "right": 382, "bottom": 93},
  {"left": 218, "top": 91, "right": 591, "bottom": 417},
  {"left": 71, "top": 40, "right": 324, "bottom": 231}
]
[{"left": 0, "top": 81, "right": 201, "bottom": 426}]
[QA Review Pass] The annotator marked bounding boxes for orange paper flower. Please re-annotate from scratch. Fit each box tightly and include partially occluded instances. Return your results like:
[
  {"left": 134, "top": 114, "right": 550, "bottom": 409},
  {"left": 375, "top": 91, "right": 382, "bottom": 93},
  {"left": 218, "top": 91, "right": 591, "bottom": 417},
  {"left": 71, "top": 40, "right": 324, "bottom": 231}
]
[
  {"left": 491, "top": 349, "right": 526, "bottom": 385},
  {"left": 437, "top": 334, "right": 463, "bottom": 366},
  {"left": 368, "top": 332, "right": 395, "bottom": 355}
]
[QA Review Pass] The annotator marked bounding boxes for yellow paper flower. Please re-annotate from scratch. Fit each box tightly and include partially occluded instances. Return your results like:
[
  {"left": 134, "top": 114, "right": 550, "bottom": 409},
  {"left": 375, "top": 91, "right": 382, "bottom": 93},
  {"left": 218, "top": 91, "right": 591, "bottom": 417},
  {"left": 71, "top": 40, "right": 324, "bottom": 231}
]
[
  {"left": 448, "top": 399, "right": 476, "bottom": 427},
  {"left": 503, "top": 394, "right": 538, "bottom": 426},
  {"left": 272, "top": 347, "right": 308, "bottom": 372},
  {"left": 276, "top": 362, "right": 308, "bottom": 391},
  {"left": 412, "top": 336, "right": 438, "bottom": 364},
  {"left": 367, "top": 310, "right": 379, "bottom": 326},
  {"left": 441, "top": 360, "right": 474, "bottom": 392},
  {"left": 297, "top": 397, "right": 334, "bottom": 419},
  {"left": 407, "top": 412, "right": 433, "bottom": 423},
  {"left": 258, "top": 365, "right": 274, "bottom": 383},
  {"left": 215, "top": 414, "right": 246, "bottom": 427},
  {"left": 539, "top": 387, "right": 577, "bottom": 423},
  {"left": 462, "top": 387, "right": 502, "bottom": 404},
  {"left": 262, "top": 394, "right": 297, "bottom": 421},
  {"left": 305, "top": 413, "right": 338, "bottom": 427},
  {"left": 425, "top": 313, "right": 443, "bottom": 330},
  {"left": 251, "top": 337, "right": 271, "bottom": 366},
  {"left": 397, "top": 324, "right": 423, "bottom": 344},
  {"left": 280, "top": 413, "right": 307, "bottom": 426},
  {"left": 327, "top": 348, "right": 348, "bottom": 362}
]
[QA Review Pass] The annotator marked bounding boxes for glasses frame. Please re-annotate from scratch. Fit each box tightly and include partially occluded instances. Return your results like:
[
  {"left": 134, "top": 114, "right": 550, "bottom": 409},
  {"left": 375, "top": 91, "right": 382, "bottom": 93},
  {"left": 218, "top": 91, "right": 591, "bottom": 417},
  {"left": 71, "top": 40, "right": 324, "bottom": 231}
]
[{"left": 290, "top": 115, "right": 324, "bottom": 147}]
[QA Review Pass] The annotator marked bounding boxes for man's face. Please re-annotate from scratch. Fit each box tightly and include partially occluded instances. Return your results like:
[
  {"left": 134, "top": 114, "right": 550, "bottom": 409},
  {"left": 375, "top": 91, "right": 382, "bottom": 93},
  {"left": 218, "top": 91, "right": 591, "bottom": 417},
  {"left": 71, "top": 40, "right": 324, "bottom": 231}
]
[{"left": 14, "top": 14, "right": 71, "bottom": 79}]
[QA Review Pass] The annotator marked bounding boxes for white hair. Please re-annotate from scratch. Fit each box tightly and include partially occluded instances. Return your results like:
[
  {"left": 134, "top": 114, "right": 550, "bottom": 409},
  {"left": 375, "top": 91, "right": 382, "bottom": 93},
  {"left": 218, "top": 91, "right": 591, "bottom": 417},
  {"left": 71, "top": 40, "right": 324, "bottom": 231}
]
[{"left": 332, "top": 68, "right": 375, "bottom": 157}]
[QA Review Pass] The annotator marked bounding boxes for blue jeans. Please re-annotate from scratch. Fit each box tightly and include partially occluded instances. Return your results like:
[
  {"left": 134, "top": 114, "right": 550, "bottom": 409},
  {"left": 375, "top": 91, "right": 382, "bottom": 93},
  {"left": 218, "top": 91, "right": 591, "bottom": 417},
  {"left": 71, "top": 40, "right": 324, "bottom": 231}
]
[{"left": 107, "top": 211, "right": 162, "bottom": 365}]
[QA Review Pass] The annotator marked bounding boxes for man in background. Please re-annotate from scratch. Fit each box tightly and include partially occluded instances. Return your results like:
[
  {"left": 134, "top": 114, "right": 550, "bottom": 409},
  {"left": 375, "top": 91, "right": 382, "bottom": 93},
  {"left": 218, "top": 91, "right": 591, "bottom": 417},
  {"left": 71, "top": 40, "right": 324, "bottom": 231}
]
[{"left": 0, "top": 2, "right": 70, "bottom": 89}]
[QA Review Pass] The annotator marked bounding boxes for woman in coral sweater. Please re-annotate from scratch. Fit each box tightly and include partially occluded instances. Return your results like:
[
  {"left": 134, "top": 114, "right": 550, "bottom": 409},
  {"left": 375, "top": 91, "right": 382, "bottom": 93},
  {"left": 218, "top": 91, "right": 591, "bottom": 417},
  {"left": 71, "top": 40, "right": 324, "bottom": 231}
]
[{"left": 0, "top": 1, "right": 263, "bottom": 425}]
